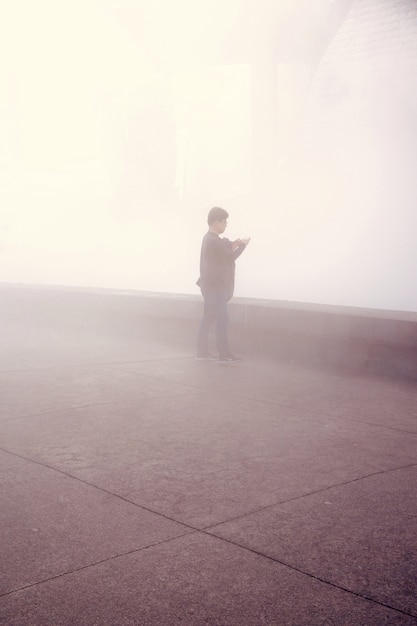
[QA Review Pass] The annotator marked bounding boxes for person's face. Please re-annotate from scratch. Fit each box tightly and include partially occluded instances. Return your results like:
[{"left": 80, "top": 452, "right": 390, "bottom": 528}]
[{"left": 214, "top": 218, "right": 228, "bottom": 234}]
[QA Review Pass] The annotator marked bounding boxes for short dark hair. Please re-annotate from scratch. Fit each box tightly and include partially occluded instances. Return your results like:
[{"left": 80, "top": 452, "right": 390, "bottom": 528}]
[{"left": 207, "top": 207, "right": 229, "bottom": 225}]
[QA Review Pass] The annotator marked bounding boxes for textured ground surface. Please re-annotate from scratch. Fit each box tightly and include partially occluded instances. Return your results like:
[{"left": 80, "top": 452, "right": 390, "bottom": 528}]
[{"left": 1, "top": 319, "right": 416, "bottom": 625}]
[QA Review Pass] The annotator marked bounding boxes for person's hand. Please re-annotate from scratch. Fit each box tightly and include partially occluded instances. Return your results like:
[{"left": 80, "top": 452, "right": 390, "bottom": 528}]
[{"left": 240, "top": 237, "right": 251, "bottom": 246}]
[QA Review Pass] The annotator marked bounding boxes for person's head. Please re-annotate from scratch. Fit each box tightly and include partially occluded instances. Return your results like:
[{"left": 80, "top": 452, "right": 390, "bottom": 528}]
[{"left": 207, "top": 206, "right": 229, "bottom": 234}]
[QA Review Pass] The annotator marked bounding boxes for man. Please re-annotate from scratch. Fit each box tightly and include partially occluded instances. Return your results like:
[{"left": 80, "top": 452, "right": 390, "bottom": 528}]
[{"left": 196, "top": 206, "right": 250, "bottom": 364}]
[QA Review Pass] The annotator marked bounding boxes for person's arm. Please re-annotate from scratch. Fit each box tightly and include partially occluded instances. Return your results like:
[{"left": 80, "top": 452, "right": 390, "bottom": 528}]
[{"left": 230, "top": 238, "right": 250, "bottom": 260}]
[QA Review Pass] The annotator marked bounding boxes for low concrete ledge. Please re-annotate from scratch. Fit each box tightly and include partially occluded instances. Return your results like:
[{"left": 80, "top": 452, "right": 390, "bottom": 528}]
[
  {"left": 229, "top": 299, "right": 417, "bottom": 380},
  {"left": 1, "top": 283, "right": 416, "bottom": 380}
]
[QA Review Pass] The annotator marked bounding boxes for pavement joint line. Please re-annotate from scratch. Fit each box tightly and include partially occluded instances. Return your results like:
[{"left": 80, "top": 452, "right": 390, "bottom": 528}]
[
  {"left": 2, "top": 358, "right": 417, "bottom": 437},
  {"left": 3, "top": 438, "right": 415, "bottom": 524},
  {"left": 0, "top": 390, "right": 207, "bottom": 425},
  {"left": 0, "top": 356, "right": 194, "bottom": 376},
  {"left": 2, "top": 448, "right": 416, "bottom": 528},
  {"left": 199, "top": 461, "right": 417, "bottom": 531},
  {"left": 1, "top": 409, "right": 416, "bottom": 530},
  {"left": 108, "top": 366, "right": 417, "bottom": 437},
  {"left": 0, "top": 530, "right": 199, "bottom": 600},
  {"left": 2, "top": 447, "right": 417, "bottom": 618},
  {"left": 216, "top": 391, "right": 417, "bottom": 438},
  {"left": 57, "top": 391, "right": 206, "bottom": 414},
  {"left": 2, "top": 516, "right": 415, "bottom": 622},
  {"left": 220, "top": 392, "right": 417, "bottom": 438},
  {"left": 0, "top": 445, "right": 199, "bottom": 531},
  {"left": 2, "top": 387, "right": 417, "bottom": 436},
  {"left": 2, "top": 445, "right": 417, "bottom": 556},
  {"left": 199, "top": 531, "right": 417, "bottom": 620}
]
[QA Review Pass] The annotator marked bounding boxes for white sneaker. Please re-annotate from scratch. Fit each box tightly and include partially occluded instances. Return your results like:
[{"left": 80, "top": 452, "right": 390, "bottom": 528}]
[
  {"left": 218, "top": 354, "right": 243, "bottom": 365},
  {"left": 195, "top": 354, "right": 217, "bottom": 361}
]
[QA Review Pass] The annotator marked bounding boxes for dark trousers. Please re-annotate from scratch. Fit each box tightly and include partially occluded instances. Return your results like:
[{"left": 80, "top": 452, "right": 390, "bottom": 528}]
[{"left": 196, "top": 290, "right": 230, "bottom": 357}]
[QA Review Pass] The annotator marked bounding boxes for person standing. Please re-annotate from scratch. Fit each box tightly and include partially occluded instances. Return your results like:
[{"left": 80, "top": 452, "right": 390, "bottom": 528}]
[{"left": 196, "top": 207, "right": 250, "bottom": 364}]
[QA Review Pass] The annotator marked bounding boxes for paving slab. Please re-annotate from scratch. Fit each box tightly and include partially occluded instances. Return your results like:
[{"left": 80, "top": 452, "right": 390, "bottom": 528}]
[{"left": 1, "top": 533, "right": 415, "bottom": 626}]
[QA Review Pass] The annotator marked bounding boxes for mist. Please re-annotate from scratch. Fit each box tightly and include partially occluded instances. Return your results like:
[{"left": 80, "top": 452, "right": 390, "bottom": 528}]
[{"left": 1, "top": 0, "right": 416, "bottom": 311}]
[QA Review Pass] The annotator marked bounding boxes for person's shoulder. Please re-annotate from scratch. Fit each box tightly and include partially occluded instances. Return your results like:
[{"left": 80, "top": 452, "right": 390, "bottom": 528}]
[{"left": 203, "top": 231, "right": 218, "bottom": 243}]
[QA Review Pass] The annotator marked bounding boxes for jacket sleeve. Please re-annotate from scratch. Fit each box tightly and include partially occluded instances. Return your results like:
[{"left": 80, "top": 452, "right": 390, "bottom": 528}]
[
  {"left": 231, "top": 240, "right": 247, "bottom": 260},
  {"left": 219, "top": 238, "right": 246, "bottom": 261}
]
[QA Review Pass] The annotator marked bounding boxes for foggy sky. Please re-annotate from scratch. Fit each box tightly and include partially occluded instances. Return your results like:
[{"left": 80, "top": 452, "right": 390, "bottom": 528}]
[{"left": 1, "top": 0, "right": 416, "bottom": 312}]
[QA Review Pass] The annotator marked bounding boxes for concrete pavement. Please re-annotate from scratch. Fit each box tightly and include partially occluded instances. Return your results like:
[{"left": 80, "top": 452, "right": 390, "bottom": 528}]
[{"left": 1, "top": 290, "right": 416, "bottom": 624}]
